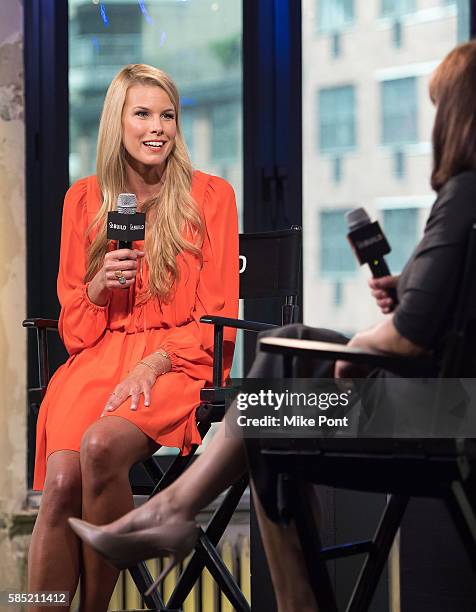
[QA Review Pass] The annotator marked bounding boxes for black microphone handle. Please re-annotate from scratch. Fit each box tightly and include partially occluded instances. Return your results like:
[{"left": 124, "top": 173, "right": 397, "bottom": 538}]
[
  {"left": 118, "top": 240, "right": 132, "bottom": 250},
  {"left": 368, "top": 257, "right": 391, "bottom": 278},
  {"left": 368, "top": 257, "right": 398, "bottom": 308}
]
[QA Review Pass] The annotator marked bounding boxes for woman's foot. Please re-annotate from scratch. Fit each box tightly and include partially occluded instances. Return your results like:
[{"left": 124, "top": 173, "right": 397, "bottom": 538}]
[
  {"left": 100, "top": 487, "right": 193, "bottom": 535},
  {"left": 68, "top": 517, "right": 199, "bottom": 594}
]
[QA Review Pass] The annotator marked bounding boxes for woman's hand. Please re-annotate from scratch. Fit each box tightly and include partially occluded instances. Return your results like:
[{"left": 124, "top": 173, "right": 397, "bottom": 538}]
[
  {"left": 334, "top": 332, "right": 372, "bottom": 379},
  {"left": 368, "top": 275, "right": 399, "bottom": 314},
  {"left": 334, "top": 317, "right": 424, "bottom": 379},
  {"left": 87, "top": 249, "right": 145, "bottom": 306},
  {"left": 101, "top": 351, "right": 171, "bottom": 415},
  {"left": 101, "top": 362, "right": 158, "bottom": 415}
]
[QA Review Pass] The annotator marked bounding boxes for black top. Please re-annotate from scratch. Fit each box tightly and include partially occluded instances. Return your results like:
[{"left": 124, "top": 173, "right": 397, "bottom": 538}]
[{"left": 394, "top": 171, "right": 476, "bottom": 355}]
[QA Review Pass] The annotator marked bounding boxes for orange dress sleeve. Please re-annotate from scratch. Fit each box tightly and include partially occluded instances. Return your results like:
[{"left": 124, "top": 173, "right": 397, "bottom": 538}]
[
  {"left": 160, "top": 176, "right": 239, "bottom": 383},
  {"left": 57, "top": 178, "right": 110, "bottom": 355}
]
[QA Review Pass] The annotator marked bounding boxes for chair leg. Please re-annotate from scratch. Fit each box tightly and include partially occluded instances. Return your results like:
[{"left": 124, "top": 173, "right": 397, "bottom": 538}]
[
  {"left": 200, "top": 532, "right": 251, "bottom": 612},
  {"left": 445, "top": 480, "right": 476, "bottom": 571},
  {"left": 128, "top": 563, "right": 165, "bottom": 610},
  {"left": 347, "top": 494, "right": 409, "bottom": 612},
  {"left": 166, "top": 474, "right": 249, "bottom": 611},
  {"left": 290, "top": 479, "right": 338, "bottom": 612}
]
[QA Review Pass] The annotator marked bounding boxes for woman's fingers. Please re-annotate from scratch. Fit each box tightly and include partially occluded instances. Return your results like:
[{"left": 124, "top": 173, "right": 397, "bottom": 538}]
[
  {"left": 130, "top": 391, "right": 141, "bottom": 412},
  {"left": 369, "top": 277, "right": 397, "bottom": 313},
  {"left": 102, "top": 385, "right": 152, "bottom": 416},
  {"left": 142, "top": 383, "right": 151, "bottom": 408},
  {"left": 103, "top": 250, "right": 145, "bottom": 289},
  {"left": 102, "top": 386, "right": 128, "bottom": 415}
]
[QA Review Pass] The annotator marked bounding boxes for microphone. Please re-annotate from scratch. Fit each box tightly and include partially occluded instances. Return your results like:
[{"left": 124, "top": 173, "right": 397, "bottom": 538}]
[
  {"left": 345, "top": 207, "right": 398, "bottom": 307},
  {"left": 106, "top": 193, "right": 146, "bottom": 249}
]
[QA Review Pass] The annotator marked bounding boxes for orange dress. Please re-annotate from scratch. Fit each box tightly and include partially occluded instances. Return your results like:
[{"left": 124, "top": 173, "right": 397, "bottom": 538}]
[{"left": 33, "top": 171, "right": 239, "bottom": 490}]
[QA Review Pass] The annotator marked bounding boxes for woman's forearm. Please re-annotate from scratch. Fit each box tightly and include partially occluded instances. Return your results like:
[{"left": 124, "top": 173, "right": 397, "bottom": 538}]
[{"left": 349, "top": 315, "right": 424, "bottom": 357}]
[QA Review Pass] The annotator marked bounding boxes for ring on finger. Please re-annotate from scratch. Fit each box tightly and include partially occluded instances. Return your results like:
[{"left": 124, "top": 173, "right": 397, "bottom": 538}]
[{"left": 114, "top": 270, "right": 127, "bottom": 285}]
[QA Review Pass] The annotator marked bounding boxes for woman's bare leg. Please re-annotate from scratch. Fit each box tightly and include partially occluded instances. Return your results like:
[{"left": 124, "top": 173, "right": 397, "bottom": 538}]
[
  {"left": 252, "top": 481, "right": 319, "bottom": 612},
  {"left": 28, "top": 451, "right": 82, "bottom": 612},
  {"left": 106, "top": 414, "right": 246, "bottom": 533},
  {"left": 78, "top": 416, "right": 159, "bottom": 612}
]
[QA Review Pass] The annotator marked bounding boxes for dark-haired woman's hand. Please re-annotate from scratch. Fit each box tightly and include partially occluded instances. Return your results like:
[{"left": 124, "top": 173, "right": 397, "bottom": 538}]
[
  {"left": 368, "top": 275, "right": 399, "bottom": 314},
  {"left": 87, "top": 249, "right": 145, "bottom": 306}
]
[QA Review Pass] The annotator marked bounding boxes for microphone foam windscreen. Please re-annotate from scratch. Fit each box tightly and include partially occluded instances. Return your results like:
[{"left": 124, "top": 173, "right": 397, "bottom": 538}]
[
  {"left": 345, "top": 207, "right": 371, "bottom": 231},
  {"left": 117, "top": 193, "right": 137, "bottom": 214}
]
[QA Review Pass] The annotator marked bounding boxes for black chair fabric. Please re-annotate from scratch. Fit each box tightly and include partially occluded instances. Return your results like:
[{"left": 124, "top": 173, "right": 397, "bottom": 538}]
[{"left": 238, "top": 228, "right": 301, "bottom": 299}]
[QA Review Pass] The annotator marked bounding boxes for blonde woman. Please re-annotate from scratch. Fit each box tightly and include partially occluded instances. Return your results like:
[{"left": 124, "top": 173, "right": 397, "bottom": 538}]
[{"left": 28, "top": 64, "right": 238, "bottom": 611}]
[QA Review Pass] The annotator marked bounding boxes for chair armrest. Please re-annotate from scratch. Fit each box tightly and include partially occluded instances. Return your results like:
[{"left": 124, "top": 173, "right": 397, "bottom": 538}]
[
  {"left": 200, "top": 315, "right": 278, "bottom": 333},
  {"left": 200, "top": 316, "right": 279, "bottom": 388},
  {"left": 23, "top": 318, "right": 59, "bottom": 330},
  {"left": 259, "top": 337, "right": 434, "bottom": 376},
  {"left": 23, "top": 318, "right": 59, "bottom": 389}
]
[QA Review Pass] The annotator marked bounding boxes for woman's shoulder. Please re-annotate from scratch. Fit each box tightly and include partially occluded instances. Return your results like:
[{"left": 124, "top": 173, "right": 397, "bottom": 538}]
[
  {"left": 428, "top": 171, "right": 476, "bottom": 238},
  {"left": 191, "top": 171, "right": 237, "bottom": 227},
  {"left": 64, "top": 175, "right": 101, "bottom": 213},
  {"left": 438, "top": 170, "right": 476, "bottom": 203},
  {"left": 192, "top": 170, "right": 235, "bottom": 199}
]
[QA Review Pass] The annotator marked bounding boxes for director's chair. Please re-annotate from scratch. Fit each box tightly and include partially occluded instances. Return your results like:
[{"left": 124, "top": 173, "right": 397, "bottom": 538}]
[
  {"left": 247, "top": 224, "right": 476, "bottom": 612},
  {"left": 24, "top": 226, "right": 302, "bottom": 611}
]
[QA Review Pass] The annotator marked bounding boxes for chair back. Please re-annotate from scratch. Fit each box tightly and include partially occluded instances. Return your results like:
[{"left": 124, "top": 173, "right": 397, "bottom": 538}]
[
  {"left": 239, "top": 227, "right": 301, "bottom": 325},
  {"left": 440, "top": 223, "right": 476, "bottom": 377}
]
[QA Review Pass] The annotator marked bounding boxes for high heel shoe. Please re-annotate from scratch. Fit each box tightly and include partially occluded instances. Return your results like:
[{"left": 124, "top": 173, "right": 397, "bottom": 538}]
[{"left": 68, "top": 517, "right": 199, "bottom": 595}]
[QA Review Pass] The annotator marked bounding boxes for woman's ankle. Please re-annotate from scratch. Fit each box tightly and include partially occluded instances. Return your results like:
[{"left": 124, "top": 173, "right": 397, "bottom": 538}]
[{"left": 157, "top": 486, "right": 195, "bottom": 523}]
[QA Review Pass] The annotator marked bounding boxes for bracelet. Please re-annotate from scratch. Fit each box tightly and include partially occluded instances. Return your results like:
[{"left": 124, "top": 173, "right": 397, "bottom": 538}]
[
  {"left": 138, "top": 360, "right": 162, "bottom": 377},
  {"left": 154, "top": 348, "right": 170, "bottom": 362},
  {"left": 137, "top": 348, "right": 171, "bottom": 378}
]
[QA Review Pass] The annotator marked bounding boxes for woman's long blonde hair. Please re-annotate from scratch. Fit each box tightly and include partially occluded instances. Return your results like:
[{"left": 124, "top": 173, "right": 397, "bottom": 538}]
[{"left": 85, "top": 64, "right": 204, "bottom": 301}]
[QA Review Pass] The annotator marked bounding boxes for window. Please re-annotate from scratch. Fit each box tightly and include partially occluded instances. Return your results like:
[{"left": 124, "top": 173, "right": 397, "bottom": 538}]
[
  {"left": 381, "top": 0, "right": 416, "bottom": 18},
  {"left": 382, "top": 208, "right": 419, "bottom": 272},
  {"left": 320, "top": 210, "right": 357, "bottom": 278},
  {"left": 381, "top": 77, "right": 417, "bottom": 146},
  {"left": 318, "top": 0, "right": 354, "bottom": 33},
  {"left": 69, "top": 0, "right": 243, "bottom": 182},
  {"left": 211, "top": 102, "right": 239, "bottom": 162},
  {"left": 303, "top": 0, "right": 466, "bottom": 332},
  {"left": 318, "top": 85, "right": 356, "bottom": 153}
]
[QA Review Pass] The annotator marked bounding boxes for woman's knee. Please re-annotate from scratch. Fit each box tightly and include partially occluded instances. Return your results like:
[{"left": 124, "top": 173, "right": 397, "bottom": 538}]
[
  {"left": 79, "top": 425, "right": 133, "bottom": 494},
  {"left": 80, "top": 430, "right": 116, "bottom": 486},
  {"left": 258, "top": 323, "right": 308, "bottom": 341},
  {"left": 41, "top": 468, "right": 82, "bottom": 523}
]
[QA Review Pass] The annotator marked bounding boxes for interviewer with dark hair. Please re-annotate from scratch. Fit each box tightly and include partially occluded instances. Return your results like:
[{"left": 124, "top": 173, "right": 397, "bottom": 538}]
[{"left": 70, "top": 41, "right": 476, "bottom": 612}]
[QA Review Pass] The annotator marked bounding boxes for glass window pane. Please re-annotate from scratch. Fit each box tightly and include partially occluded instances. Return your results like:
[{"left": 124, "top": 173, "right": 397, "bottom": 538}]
[
  {"left": 318, "top": 85, "right": 356, "bottom": 153},
  {"left": 382, "top": 77, "right": 417, "bottom": 145},
  {"left": 69, "top": 0, "right": 243, "bottom": 219},
  {"left": 381, "top": 0, "right": 416, "bottom": 18},
  {"left": 318, "top": 0, "right": 354, "bottom": 32},
  {"left": 320, "top": 210, "right": 357, "bottom": 278},
  {"left": 303, "top": 0, "right": 466, "bottom": 334}
]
